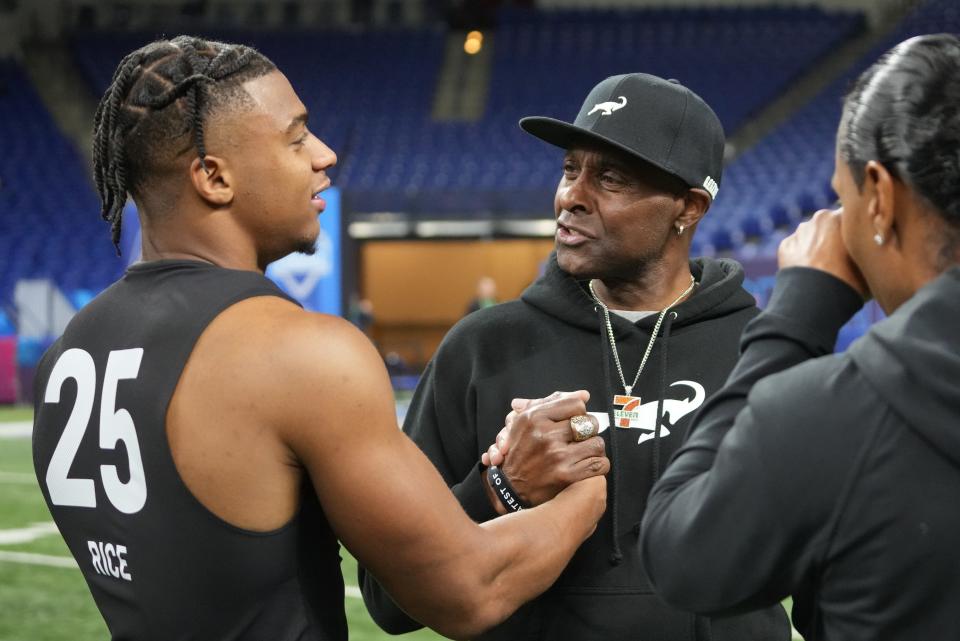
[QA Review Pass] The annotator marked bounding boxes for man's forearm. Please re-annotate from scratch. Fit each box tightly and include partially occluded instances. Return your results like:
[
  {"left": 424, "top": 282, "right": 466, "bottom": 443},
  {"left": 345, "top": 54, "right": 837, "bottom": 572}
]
[
  {"left": 463, "top": 479, "right": 604, "bottom": 631},
  {"left": 358, "top": 465, "right": 499, "bottom": 635},
  {"left": 363, "top": 478, "right": 602, "bottom": 640}
]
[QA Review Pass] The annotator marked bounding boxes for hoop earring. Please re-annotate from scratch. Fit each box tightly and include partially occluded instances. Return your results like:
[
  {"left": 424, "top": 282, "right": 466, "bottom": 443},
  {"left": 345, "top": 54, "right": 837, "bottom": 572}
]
[{"left": 676, "top": 224, "right": 685, "bottom": 236}]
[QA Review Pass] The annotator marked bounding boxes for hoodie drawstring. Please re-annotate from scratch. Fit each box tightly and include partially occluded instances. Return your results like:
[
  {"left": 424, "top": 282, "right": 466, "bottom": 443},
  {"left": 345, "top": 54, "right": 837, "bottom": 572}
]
[
  {"left": 598, "top": 307, "right": 624, "bottom": 566},
  {"left": 651, "top": 311, "right": 677, "bottom": 485},
  {"left": 599, "top": 306, "right": 678, "bottom": 563}
]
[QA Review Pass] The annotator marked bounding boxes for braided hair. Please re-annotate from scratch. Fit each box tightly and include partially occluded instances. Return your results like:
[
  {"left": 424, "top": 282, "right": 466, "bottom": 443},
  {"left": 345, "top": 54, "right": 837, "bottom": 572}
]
[
  {"left": 92, "top": 36, "right": 276, "bottom": 253},
  {"left": 840, "top": 33, "right": 960, "bottom": 265}
]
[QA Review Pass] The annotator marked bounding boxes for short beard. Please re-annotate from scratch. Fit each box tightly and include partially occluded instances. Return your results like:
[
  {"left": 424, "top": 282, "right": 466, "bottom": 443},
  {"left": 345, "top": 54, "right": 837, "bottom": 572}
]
[
  {"left": 264, "top": 234, "right": 317, "bottom": 267},
  {"left": 557, "top": 245, "right": 658, "bottom": 282},
  {"left": 294, "top": 236, "right": 318, "bottom": 255}
]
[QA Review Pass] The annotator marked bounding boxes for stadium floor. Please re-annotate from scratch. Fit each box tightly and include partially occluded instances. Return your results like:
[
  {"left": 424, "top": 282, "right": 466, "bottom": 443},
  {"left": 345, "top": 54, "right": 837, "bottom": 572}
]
[{"left": 0, "top": 406, "right": 800, "bottom": 640}]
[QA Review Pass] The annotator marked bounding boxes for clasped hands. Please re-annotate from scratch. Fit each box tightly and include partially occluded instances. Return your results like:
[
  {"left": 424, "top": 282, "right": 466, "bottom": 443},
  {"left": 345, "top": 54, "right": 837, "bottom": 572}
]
[{"left": 482, "top": 391, "right": 610, "bottom": 513}]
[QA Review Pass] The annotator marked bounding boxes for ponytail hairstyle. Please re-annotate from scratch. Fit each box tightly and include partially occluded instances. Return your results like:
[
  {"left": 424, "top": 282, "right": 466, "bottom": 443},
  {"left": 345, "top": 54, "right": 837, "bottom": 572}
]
[
  {"left": 92, "top": 36, "right": 276, "bottom": 253},
  {"left": 840, "top": 33, "right": 960, "bottom": 264}
]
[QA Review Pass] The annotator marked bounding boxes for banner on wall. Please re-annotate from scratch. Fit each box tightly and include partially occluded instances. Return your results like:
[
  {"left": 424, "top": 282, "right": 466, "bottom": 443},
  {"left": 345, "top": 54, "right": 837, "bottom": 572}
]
[
  {"left": 118, "top": 188, "right": 342, "bottom": 316},
  {"left": 266, "top": 187, "right": 342, "bottom": 316}
]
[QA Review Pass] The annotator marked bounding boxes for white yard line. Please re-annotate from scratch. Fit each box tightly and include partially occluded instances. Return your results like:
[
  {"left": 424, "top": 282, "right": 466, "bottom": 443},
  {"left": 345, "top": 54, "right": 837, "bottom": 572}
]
[
  {"left": 0, "top": 421, "right": 32, "bottom": 438},
  {"left": 0, "top": 548, "right": 365, "bottom": 601},
  {"left": 0, "top": 521, "right": 60, "bottom": 545},
  {"left": 0, "top": 528, "right": 365, "bottom": 600},
  {"left": 0, "top": 471, "right": 37, "bottom": 484},
  {"left": 0, "top": 550, "right": 78, "bottom": 569}
]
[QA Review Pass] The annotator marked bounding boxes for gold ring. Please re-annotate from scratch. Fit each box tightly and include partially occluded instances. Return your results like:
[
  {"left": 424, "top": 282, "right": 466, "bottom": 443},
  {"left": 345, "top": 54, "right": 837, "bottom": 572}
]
[{"left": 570, "top": 415, "right": 598, "bottom": 442}]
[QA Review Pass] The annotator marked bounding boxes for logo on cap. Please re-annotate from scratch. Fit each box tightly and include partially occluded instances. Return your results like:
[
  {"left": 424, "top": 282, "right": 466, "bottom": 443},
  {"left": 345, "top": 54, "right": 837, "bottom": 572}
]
[
  {"left": 587, "top": 96, "right": 627, "bottom": 116},
  {"left": 702, "top": 176, "right": 719, "bottom": 199}
]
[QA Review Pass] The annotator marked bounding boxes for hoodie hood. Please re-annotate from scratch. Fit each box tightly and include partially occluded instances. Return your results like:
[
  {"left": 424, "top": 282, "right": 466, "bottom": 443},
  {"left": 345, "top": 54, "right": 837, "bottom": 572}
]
[
  {"left": 521, "top": 252, "right": 756, "bottom": 334},
  {"left": 849, "top": 266, "right": 960, "bottom": 466}
]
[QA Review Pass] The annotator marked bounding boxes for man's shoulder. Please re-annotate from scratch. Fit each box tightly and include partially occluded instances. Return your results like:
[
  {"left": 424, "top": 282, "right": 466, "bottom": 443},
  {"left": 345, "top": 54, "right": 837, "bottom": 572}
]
[
  {"left": 189, "top": 296, "right": 392, "bottom": 446},
  {"left": 749, "top": 352, "right": 876, "bottom": 436},
  {"left": 206, "top": 296, "right": 378, "bottom": 380},
  {"left": 446, "top": 299, "right": 541, "bottom": 344}
]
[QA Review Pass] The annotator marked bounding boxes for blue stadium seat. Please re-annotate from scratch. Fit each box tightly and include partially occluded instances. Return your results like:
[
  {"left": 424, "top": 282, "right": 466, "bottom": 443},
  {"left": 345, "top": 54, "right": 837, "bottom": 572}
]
[
  {"left": 0, "top": 61, "right": 124, "bottom": 306},
  {"left": 5, "top": 0, "right": 955, "bottom": 310},
  {"left": 710, "top": 0, "right": 959, "bottom": 267}
]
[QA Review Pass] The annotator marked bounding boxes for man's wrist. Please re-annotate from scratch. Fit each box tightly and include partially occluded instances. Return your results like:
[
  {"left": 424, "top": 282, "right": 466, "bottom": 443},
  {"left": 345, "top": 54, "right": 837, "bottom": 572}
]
[
  {"left": 486, "top": 465, "right": 531, "bottom": 513},
  {"left": 482, "top": 465, "right": 509, "bottom": 516}
]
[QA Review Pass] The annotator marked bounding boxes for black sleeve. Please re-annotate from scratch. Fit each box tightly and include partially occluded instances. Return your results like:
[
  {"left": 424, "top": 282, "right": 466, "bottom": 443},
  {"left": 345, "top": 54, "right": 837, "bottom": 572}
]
[
  {"left": 359, "top": 332, "right": 498, "bottom": 633},
  {"left": 640, "top": 267, "right": 865, "bottom": 614}
]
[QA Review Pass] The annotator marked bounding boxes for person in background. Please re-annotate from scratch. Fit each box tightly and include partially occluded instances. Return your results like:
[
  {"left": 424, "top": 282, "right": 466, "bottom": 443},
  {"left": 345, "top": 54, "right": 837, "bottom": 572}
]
[{"left": 465, "top": 276, "right": 498, "bottom": 315}]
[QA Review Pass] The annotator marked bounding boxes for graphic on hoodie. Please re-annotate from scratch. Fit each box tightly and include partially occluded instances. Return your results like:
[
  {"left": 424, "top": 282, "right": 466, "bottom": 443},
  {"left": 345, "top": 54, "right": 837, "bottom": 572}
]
[{"left": 590, "top": 380, "right": 705, "bottom": 444}]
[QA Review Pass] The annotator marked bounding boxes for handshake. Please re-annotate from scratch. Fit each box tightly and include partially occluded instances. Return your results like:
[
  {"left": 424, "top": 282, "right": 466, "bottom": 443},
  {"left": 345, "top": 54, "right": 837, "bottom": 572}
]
[{"left": 481, "top": 391, "right": 611, "bottom": 515}]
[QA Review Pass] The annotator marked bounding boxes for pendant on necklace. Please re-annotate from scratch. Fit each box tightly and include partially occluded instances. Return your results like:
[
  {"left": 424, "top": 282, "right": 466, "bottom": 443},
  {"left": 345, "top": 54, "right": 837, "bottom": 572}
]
[{"left": 613, "top": 393, "right": 643, "bottom": 428}]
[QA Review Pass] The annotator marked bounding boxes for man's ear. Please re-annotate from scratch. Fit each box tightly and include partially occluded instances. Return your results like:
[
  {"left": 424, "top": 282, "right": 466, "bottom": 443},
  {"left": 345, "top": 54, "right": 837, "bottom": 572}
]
[
  {"left": 676, "top": 187, "right": 711, "bottom": 230},
  {"left": 189, "top": 155, "right": 233, "bottom": 206}
]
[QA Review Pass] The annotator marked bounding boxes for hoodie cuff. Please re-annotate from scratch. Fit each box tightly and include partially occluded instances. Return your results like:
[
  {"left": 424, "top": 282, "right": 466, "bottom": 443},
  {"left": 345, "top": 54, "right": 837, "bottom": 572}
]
[
  {"left": 743, "top": 267, "right": 864, "bottom": 356},
  {"left": 454, "top": 462, "right": 501, "bottom": 523}
]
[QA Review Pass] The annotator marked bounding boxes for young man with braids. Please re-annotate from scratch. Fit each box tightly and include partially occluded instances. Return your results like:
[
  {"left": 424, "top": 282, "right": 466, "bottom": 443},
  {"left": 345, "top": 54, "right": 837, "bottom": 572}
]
[{"left": 31, "top": 36, "right": 608, "bottom": 641}]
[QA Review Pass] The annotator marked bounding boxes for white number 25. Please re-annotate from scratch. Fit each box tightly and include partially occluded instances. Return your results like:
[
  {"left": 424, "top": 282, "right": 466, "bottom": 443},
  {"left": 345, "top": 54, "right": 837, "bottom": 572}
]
[{"left": 43, "top": 348, "right": 147, "bottom": 514}]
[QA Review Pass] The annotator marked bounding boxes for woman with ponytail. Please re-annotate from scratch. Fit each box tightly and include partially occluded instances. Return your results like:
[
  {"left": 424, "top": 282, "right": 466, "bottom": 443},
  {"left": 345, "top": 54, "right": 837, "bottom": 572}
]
[{"left": 642, "top": 33, "right": 960, "bottom": 641}]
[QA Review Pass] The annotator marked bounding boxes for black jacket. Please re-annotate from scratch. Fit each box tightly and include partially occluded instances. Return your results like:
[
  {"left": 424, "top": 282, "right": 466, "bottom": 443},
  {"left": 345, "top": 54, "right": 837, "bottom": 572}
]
[
  {"left": 361, "top": 254, "right": 789, "bottom": 641},
  {"left": 642, "top": 266, "right": 960, "bottom": 641}
]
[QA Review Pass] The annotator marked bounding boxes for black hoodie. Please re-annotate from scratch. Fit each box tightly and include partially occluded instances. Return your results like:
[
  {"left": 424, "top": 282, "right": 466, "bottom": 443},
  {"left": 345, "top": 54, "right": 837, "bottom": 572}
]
[
  {"left": 642, "top": 266, "right": 960, "bottom": 641},
  {"left": 360, "top": 254, "right": 790, "bottom": 641}
]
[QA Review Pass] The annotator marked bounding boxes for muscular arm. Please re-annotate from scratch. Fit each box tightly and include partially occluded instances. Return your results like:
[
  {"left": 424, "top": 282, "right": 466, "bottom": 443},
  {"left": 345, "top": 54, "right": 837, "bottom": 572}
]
[
  {"left": 359, "top": 354, "right": 490, "bottom": 634},
  {"left": 640, "top": 267, "right": 865, "bottom": 613},
  {"left": 272, "top": 313, "right": 606, "bottom": 639}
]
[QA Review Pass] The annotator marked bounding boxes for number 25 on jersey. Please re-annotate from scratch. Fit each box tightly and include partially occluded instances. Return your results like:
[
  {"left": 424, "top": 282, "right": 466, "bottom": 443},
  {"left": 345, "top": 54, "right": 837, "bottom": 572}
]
[{"left": 43, "top": 348, "right": 147, "bottom": 514}]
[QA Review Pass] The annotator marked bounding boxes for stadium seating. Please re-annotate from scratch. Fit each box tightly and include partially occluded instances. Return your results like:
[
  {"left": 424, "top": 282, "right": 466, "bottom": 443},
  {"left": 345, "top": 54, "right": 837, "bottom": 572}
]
[
  {"left": 705, "top": 0, "right": 960, "bottom": 259},
  {"left": 719, "top": 0, "right": 960, "bottom": 339},
  {"left": 69, "top": 7, "right": 864, "bottom": 219},
  {"left": 0, "top": 61, "right": 123, "bottom": 309},
  {"left": 347, "top": 6, "right": 864, "bottom": 216},
  {"left": 3, "top": 0, "right": 955, "bottom": 334}
]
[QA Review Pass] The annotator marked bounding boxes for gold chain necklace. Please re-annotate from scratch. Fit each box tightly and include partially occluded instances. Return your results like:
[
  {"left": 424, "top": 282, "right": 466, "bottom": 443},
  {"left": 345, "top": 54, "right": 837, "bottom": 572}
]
[{"left": 588, "top": 274, "right": 695, "bottom": 396}]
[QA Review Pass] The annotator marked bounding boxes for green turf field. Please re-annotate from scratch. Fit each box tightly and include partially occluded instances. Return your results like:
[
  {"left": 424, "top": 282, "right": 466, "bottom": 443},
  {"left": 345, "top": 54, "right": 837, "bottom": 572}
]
[{"left": 0, "top": 405, "right": 446, "bottom": 641}]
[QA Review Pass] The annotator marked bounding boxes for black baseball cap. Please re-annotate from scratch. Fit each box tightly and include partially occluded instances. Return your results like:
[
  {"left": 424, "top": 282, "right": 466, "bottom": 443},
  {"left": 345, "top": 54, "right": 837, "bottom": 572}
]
[{"left": 520, "top": 73, "right": 725, "bottom": 200}]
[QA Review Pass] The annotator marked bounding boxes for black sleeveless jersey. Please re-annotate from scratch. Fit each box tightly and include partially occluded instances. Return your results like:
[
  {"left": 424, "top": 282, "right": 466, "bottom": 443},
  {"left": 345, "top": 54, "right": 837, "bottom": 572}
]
[{"left": 32, "top": 260, "right": 347, "bottom": 641}]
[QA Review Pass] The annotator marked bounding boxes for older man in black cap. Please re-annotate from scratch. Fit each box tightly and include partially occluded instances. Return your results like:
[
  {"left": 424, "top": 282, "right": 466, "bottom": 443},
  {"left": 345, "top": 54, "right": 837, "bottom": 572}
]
[{"left": 360, "top": 74, "right": 790, "bottom": 641}]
